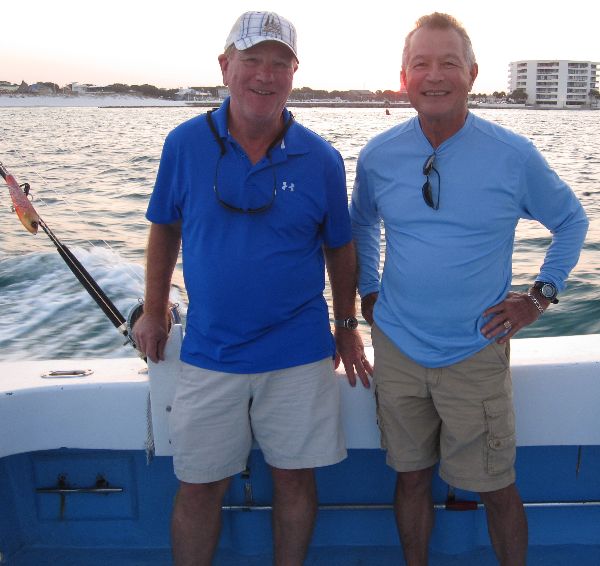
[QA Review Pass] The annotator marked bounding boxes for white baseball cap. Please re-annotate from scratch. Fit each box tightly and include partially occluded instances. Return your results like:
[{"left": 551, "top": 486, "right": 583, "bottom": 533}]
[{"left": 224, "top": 11, "right": 298, "bottom": 62}]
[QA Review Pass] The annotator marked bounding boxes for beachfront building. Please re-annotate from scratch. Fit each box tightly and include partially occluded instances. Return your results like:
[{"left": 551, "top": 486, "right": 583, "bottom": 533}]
[
  {"left": 175, "top": 88, "right": 212, "bottom": 101},
  {"left": 508, "top": 60, "right": 598, "bottom": 108},
  {"left": 0, "top": 81, "right": 19, "bottom": 93},
  {"left": 69, "top": 82, "right": 91, "bottom": 94}
]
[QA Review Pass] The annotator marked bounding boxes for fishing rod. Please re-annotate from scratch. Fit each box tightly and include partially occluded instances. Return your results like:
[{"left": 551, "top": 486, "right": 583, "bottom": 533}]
[{"left": 1, "top": 160, "right": 137, "bottom": 349}]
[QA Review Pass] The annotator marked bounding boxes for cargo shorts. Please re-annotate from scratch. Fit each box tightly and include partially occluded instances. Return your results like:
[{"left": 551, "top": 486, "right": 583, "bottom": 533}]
[{"left": 372, "top": 324, "right": 516, "bottom": 493}]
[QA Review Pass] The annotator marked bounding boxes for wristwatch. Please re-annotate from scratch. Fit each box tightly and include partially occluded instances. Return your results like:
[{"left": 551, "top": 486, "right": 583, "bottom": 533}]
[
  {"left": 533, "top": 281, "right": 559, "bottom": 304},
  {"left": 334, "top": 316, "right": 359, "bottom": 330}
]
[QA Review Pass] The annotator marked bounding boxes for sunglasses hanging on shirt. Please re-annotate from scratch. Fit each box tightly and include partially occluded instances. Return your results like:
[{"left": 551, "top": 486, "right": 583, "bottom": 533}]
[
  {"left": 206, "top": 110, "right": 294, "bottom": 214},
  {"left": 422, "top": 153, "right": 441, "bottom": 210}
]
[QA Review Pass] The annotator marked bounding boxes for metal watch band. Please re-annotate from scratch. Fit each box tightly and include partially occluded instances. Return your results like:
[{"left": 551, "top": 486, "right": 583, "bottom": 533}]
[
  {"left": 527, "top": 291, "right": 545, "bottom": 315},
  {"left": 334, "top": 316, "right": 358, "bottom": 329}
]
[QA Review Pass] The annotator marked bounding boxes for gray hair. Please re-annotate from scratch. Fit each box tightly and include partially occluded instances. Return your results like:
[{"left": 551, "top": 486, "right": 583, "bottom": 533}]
[
  {"left": 402, "top": 13, "right": 476, "bottom": 69},
  {"left": 224, "top": 44, "right": 237, "bottom": 57}
]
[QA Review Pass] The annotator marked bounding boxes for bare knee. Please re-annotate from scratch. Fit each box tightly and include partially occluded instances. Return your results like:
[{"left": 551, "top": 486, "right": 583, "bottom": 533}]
[
  {"left": 479, "top": 483, "right": 522, "bottom": 510},
  {"left": 479, "top": 483, "right": 526, "bottom": 523},
  {"left": 271, "top": 468, "right": 316, "bottom": 498},
  {"left": 176, "top": 478, "right": 232, "bottom": 510},
  {"left": 396, "top": 466, "right": 435, "bottom": 497}
]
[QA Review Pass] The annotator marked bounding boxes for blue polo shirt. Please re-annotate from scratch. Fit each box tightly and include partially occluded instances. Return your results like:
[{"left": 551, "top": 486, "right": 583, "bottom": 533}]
[{"left": 147, "top": 98, "right": 352, "bottom": 373}]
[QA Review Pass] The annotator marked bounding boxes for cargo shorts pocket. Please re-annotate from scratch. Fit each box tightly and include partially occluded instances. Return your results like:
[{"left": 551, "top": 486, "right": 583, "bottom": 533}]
[{"left": 483, "top": 396, "right": 516, "bottom": 476}]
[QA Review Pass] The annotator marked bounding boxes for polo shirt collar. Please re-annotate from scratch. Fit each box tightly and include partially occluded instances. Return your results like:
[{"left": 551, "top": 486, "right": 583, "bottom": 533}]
[{"left": 210, "top": 97, "right": 309, "bottom": 158}]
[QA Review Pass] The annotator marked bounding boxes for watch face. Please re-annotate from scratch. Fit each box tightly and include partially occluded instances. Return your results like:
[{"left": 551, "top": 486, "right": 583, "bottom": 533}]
[
  {"left": 346, "top": 317, "right": 358, "bottom": 330},
  {"left": 541, "top": 283, "right": 557, "bottom": 299}
]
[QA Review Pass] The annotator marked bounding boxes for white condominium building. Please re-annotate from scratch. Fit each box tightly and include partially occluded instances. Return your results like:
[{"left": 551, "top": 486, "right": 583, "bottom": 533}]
[{"left": 508, "top": 60, "right": 598, "bottom": 108}]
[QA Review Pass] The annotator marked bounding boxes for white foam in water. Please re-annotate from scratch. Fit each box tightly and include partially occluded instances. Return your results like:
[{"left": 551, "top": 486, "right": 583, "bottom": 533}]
[{"left": 0, "top": 246, "right": 184, "bottom": 360}]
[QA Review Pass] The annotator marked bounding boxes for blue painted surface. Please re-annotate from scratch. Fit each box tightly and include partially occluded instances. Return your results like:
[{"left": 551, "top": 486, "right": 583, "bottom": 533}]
[
  {"left": 2, "top": 446, "right": 600, "bottom": 564},
  {"left": 7, "top": 545, "right": 600, "bottom": 565}
]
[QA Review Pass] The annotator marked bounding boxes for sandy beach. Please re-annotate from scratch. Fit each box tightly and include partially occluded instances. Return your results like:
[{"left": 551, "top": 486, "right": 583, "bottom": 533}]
[{"left": 0, "top": 94, "right": 189, "bottom": 108}]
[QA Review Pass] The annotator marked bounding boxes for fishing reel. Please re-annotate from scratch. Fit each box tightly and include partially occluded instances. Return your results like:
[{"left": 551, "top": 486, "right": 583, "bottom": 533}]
[{"left": 126, "top": 300, "right": 182, "bottom": 350}]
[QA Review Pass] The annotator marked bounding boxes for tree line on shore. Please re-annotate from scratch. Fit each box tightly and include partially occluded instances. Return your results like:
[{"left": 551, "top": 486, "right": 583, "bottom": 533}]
[{"left": 1, "top": 80, "right": 540, "bottom": 103}]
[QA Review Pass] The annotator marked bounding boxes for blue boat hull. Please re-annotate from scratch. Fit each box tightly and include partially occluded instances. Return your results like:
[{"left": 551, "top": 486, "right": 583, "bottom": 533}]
[
  {"left": 2, "top": 445, "right": 600, "bottom": 564},
  {"left": 3, "top": 333, "right": 599, "bottom": 563}
]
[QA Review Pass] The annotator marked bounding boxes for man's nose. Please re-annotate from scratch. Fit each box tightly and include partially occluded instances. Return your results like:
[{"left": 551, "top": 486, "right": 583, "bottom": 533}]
[
  {"left": 426, "top": 64, "right": 444, "bottom": 81},
  {"left": 255, "top": 62, "right": 275, "bottom": 82}
]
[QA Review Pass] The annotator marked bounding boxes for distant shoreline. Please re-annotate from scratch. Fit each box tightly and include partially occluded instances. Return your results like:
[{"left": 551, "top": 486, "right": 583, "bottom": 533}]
[
  {"left": 0, "top": 94, "right": 515, "bottom": 110},
  {"left": 0, "top": 94, "right": 184, "bottom": 108},
  {"left": 0, "top": 94, "right": 596, "bottom": 110}
]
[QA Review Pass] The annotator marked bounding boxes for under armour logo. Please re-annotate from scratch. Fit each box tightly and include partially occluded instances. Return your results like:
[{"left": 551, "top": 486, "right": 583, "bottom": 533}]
[{"left": 281, "top": 181, "right": 295, "bottom": 192}]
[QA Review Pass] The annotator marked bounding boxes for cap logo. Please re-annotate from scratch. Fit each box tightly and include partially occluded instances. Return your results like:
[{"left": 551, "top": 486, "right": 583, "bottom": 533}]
[{"left": 262, "top": 15, "right": 282, "bottom": 37}]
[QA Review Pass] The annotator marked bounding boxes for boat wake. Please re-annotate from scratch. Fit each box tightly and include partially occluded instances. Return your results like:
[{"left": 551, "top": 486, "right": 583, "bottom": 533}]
[{"left": 0, "top": 247, "right": 183, "bottom": 360}]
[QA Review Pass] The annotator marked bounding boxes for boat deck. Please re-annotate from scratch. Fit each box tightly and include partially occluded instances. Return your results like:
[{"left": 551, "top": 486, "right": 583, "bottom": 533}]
[
  {"left": 3, "top": 446, "right": 600, "bottom": 565},
  {"left": 8, "top": 544, "right": 600, "bottom": 565}
]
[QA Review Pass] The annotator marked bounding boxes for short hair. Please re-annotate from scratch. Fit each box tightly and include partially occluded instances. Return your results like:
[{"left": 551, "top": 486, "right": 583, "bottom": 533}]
[{"left": 402, "top": 12, "right": 476, "bottom": 69}]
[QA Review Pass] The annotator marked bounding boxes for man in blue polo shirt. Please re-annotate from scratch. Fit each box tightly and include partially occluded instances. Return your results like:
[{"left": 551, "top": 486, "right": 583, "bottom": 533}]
[{"left": 133, "top": 10, "right": 371, "bottom": 566}]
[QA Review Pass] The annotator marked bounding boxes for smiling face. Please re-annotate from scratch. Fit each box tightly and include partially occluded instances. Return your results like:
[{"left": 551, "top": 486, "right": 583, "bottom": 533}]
[
  {"left": 401, "top": 26, "right": 478, "bottom": 143},
  {"left": 218, "top": 41, "right": 297, "bottom": 134}
]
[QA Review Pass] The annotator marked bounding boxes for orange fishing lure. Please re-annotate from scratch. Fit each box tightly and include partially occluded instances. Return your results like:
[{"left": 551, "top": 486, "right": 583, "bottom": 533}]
[{"left": 0, "top": 162, "right": 40, "bottom": 234}]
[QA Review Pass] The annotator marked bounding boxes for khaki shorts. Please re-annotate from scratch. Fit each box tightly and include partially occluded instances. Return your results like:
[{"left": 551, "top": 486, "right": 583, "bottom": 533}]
[
  {"left": 372, "top": 324, "right": 515, "bottom": 493},
  {"left": 170, "top": 358, "right": 346, "bottom": 483}
]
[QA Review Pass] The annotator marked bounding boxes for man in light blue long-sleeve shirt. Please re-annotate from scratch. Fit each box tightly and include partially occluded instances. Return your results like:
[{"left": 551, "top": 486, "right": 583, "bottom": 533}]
[{"left": 350, "top": 12, "right": 588, "bottom": 566}]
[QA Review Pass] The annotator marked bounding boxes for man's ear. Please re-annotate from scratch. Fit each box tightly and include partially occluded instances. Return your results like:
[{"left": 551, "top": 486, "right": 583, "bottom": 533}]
[
  {"left": 218, "top": 54, "right": 229, "bottom": 84},
  {"left": 469, "top": 63, "right": 479, "bottom": 89}
]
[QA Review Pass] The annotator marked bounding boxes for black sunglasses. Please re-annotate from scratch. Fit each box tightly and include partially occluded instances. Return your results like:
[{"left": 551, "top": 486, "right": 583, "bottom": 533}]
[
  {"left": 206, "top": 110, "right": 294, "bottom": 214},
  {"left": 422, "top": 153, "right": 441, "bottom": 210}
]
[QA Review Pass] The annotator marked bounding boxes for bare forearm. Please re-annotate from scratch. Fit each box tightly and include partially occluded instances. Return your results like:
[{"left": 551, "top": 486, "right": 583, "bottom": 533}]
[
  {"left": 324, "top": 241, "right": 358, "bottom": 319},
  {"left": 143, "top": 221, "right": 182, "bottom": 316},
  {"left": 324, "top": 241, "right": 372, "bottom": 387}
]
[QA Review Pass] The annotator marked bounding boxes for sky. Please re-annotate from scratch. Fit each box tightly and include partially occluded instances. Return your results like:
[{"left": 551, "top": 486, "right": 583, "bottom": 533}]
[{"left": 2, "top": 0, "right": 599, "bottom": 95}]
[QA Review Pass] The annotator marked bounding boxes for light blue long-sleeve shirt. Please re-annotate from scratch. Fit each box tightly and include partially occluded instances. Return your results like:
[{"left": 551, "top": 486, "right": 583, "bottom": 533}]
[{"left": 350, "top": 113, "right": 588, "bottom": 368}]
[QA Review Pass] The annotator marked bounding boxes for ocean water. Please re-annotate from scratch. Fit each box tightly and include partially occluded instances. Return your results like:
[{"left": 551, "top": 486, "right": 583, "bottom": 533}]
[{"left": 0, "top": 106, "right": 598, "bottom": 360}]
